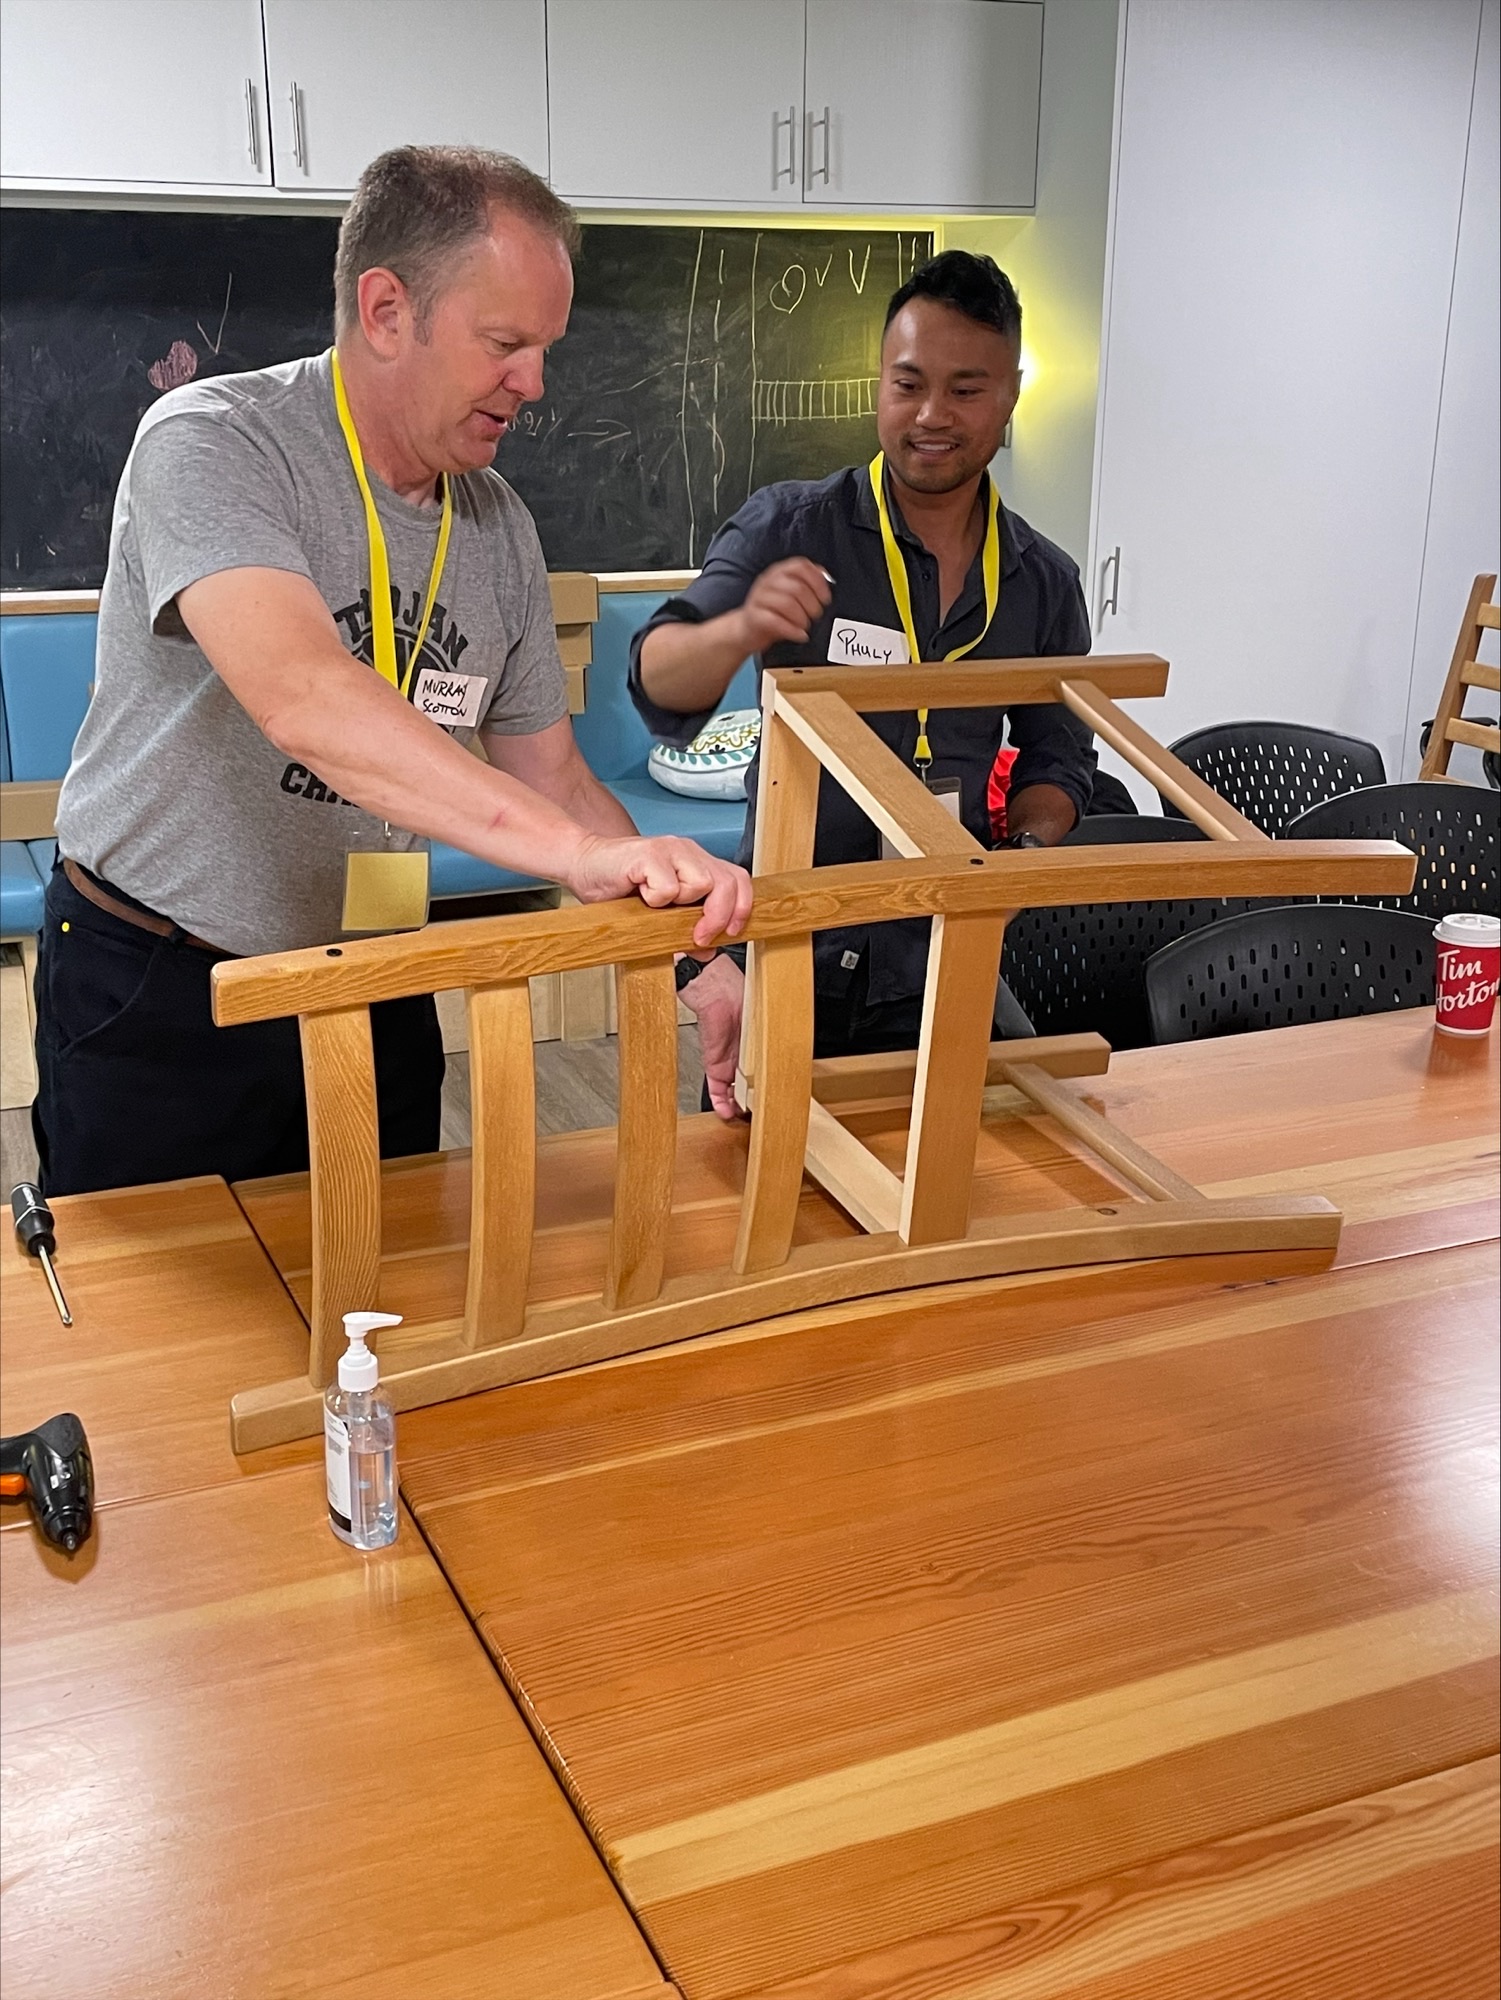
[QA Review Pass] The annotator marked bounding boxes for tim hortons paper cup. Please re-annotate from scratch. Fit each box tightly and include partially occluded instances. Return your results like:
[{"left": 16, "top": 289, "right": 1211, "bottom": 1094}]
[{"left": 1433, "top": 912, "right": 1501, "bottom": 1036}]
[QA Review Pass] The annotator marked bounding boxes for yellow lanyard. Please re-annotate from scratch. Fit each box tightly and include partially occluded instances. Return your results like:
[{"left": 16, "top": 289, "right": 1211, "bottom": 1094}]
[
  {"left": 869, "top": 450, "right": 1001, "bottom": 771},
  {"left": 331, "top": 348, "right": 453, "bottom": 700}
]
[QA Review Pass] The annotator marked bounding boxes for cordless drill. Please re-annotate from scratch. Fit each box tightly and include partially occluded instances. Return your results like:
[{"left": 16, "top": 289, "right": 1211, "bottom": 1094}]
[{"left": 0, "top": 1413, "right": 95, "bottom": 1553}]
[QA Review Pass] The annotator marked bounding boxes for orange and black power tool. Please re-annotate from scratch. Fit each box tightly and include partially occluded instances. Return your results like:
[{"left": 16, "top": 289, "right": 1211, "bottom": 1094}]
[{"left": 0, "top": 1413, "right": 94, "bottom": 1553}]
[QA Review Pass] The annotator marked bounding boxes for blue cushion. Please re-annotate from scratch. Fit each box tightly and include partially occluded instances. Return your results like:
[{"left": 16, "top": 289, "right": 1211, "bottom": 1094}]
[
  {"left": 0, "top": 615, "right": 98, "bottom": 781},
  {"left": 606, "top": 776, "right": 746, "bottom": 861},
  {"left": 572, "top": 593, "right": 758, "bottom": 781},
  {"left": 0, "top": 840, "right": 45, "bottom": 937},
  {"left": 428, "top": 841, "right": 546, "bottom": 901}
]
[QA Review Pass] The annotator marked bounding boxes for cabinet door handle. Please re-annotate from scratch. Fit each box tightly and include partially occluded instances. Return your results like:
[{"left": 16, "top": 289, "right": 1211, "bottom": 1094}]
[
  {"left": 289, "top": 81, "right": 307, "bottom": 172},
  {"left": 1100, "top": 545, "right": 1122, "bottom": 620},
  {"left": 244, "top": 79, "right": 261, "bottom": 171},
  {"left": 772, "top": 105, "right": 797, "bottom": 188},
  {"left": 808, "top": 105, "right": 831, "bottom": 187}
]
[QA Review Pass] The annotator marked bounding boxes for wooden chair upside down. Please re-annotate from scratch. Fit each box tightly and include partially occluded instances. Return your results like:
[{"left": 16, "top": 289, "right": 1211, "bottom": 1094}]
[
  {"left": 212, "top": 654, "right": 1417, "bottom": 1451},
  {"left": 1420, "top": 571, "right": 1500, "bottom": 781}
]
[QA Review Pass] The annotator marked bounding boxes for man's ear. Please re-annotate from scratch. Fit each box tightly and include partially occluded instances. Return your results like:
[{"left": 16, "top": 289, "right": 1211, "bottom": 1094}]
[{"left": 356, "top": 266, "right": 410, "bottom": 360}]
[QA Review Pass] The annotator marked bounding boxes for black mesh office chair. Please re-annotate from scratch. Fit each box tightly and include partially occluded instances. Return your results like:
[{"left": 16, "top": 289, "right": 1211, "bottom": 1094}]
[
  {"left": 1001, "top": 814, "right": 1259, "bottom": 1050},
  {"left": 1283, "top": 781, "right": 1499, "bottom": 922},
  {"left": 1159, "top": 722, "right": 1386, "bottom": 836},
  {"left": 1145, "top": 904, "right": 1436, "bottom": 1044}
]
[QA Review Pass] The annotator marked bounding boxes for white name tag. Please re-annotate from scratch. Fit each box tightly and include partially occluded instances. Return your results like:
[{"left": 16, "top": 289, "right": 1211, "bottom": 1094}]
[
  {"left": 827, "top": 618, "right": 911, "bottom": 667},
  {"left": 880, "top": 777, "right": 961, "bottom": 860},
  {"left": 412, "top": 667, "right": 488, "bottom": 728}
]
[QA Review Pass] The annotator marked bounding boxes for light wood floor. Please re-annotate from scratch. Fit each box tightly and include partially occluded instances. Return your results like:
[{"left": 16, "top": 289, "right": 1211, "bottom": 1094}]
[{"left": 1, "top": 1029, "right": 708, "bottom": 1192}]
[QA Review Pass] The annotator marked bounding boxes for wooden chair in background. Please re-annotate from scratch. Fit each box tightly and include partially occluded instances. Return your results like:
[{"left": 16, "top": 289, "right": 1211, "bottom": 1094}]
[
  {"left": 1420, "top": 572, "right": 1500, "bottom": 781},
  {"left": 211, "top": 653, "right": 1417, "bottom": 1453}
]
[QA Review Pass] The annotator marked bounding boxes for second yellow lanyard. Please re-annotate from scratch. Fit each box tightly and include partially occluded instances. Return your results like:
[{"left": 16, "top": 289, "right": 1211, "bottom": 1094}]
[
  {"left": 868, "top": 450, "right": 1001, "bottom": 771},
  {"left": 332, "top": 347, "right": 453, "bottom": 697}
]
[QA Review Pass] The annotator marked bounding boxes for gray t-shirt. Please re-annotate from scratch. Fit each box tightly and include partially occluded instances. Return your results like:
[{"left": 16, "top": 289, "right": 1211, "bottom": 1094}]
[{"left": 57, "top": 349, "right": 567, "bottom": 956}]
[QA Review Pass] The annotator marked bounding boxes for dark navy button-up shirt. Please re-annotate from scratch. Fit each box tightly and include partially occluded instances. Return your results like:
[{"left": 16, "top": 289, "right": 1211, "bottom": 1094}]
[{"left": 628, "top": 464, "right": 1096, "bottom": 1006}]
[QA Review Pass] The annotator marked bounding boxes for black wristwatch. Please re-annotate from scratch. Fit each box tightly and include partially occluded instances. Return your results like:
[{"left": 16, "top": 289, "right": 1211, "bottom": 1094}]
[
  {"left": 1003, "top": 830, "right": 1046, "bottom": 850},
  {"left": 674, "top": 951, "right": 717, "bottom": 992}
]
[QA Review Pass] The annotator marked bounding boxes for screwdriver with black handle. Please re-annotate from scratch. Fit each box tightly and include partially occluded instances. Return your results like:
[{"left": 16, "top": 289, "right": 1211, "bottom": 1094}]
[{"left": 10, "top": 1183, "right": 72, "bottom": 1326}]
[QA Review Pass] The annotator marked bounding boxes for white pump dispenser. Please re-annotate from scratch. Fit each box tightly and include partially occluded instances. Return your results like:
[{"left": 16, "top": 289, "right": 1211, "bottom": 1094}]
[{"left": 325, "top": 1311, "right": 402, "bottom": 1549}]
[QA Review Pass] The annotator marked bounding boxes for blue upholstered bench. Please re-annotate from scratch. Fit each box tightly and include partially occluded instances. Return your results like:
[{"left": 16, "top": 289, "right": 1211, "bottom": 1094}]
[
  {"left": 0, "top": 613, "right": 95, "bottom": 939},
  {"left": 0, "top": 588, "right": 751, "bottom": 927}
]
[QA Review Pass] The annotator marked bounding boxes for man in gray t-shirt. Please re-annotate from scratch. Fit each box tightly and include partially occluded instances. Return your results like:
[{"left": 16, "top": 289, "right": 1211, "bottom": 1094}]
[{"left": 35, "top": 146, "right": 750, "bottom": 1196}]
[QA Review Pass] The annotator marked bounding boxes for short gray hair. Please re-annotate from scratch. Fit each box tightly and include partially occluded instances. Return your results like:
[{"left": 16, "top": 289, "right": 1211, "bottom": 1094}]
[{"left": 334, "top": 144, "right": 580, "bottom": 334}]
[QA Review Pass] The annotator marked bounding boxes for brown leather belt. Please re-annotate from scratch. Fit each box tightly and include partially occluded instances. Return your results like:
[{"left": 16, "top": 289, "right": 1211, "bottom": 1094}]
[{"left": 61, "top": 857, "right": 229, "bottom": 955}]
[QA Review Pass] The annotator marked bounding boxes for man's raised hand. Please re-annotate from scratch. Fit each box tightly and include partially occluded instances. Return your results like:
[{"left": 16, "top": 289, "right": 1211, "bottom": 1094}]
[{"left": 734, "top": 557, "right": 834, "bottom": 655}]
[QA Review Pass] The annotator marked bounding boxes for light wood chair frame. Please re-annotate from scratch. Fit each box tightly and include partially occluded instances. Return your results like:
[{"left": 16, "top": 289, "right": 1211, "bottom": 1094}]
[
  {"left": 212, "top": 654, "right": 1417, "bottom": 1451},
  {"left": 1419, "top": 572, "right": 1500, "bottom": 780}
]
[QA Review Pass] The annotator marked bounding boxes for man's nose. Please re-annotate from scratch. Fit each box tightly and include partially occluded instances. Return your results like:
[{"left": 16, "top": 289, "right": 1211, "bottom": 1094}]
[
  {"left": 916, "top": 393, "right": 951, "bottom": 429},
  {"left": 505, "top": 350, "right": 547, "bottom": 404}
]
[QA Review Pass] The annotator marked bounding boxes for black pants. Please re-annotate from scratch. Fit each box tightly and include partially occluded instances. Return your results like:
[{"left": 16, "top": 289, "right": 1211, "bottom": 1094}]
[
  {"left": 31, "top": 862, "right": 444, "bottom": 1197},
  {"left": 812, "top": 965, "right": 1036, "bottom": 1058}
]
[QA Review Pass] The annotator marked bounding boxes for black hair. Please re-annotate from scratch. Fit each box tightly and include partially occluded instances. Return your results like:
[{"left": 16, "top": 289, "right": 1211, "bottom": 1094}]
[{"left": 884, "top": 250, "right": 1022, "bottom": 345}]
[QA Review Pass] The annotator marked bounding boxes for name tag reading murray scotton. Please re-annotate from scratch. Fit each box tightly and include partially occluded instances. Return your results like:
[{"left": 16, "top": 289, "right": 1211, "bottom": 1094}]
[
  {"left": 827, "top": 618, "right": 911, "bottom": 668},
  {"left": 412, "top": 667, "right": 488, "bottom": 728}
]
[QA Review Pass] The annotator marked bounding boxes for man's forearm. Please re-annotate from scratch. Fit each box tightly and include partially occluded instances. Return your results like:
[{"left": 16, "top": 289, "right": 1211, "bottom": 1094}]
[
  {"left": 265, "top": 651, "right": 598, "bottom": 879},
  {"left": 552, "top": 760, "right": 638, "bottom": 839},
  {"left": 638, "top": 611, "right": 753, "bottom": 717}
]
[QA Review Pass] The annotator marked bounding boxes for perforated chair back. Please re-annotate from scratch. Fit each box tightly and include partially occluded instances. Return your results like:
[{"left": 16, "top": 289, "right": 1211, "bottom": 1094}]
[
  {"left": 1160, "top": 722, "right": 1386, "bottom": 836},
  {"left": 1283, "top": 781, "right": 1499, "bottom": 922},
  {"left": 1145, "top": 904, "right": 1435, "bottom": 1044},
  {"left": 1002, "top": 815, "right": 1255, "bottom": 1049}
]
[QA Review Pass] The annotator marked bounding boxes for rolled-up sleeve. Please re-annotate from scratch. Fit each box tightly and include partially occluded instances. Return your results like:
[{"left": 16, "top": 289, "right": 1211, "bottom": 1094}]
[
  {"left": 1005, "top": 566, "right": 1097, "bottom": 825},
  {"left": 627, "top": 504, "right": 774, "bottom": 747}
]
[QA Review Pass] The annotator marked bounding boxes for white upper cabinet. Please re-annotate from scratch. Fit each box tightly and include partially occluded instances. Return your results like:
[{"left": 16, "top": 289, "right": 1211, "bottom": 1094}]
[
  {"left": 261, "top": 0, "right": 548, "bottom": 193},
  {"left": 0, "top": 0, "right": 271, "bottom": 187},
  {"left": 547, "top": 0, "right": 807, "bottom": 206},
  {"left": 803, "top": 1, "right": 1041, "bottom": 208}
]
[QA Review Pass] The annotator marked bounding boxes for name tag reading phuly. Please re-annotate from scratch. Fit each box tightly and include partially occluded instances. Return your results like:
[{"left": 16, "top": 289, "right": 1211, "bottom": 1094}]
[
  {"left": 412, "top": 667, "right": 488, "bottom": 728},
  {"left": 828, "top": 618, "right": 911, "bottom": 667}
]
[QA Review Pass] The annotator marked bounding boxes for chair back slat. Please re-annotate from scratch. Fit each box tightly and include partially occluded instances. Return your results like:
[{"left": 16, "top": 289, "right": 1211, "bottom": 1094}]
[
  {"left": 300, "top": 1008, "right": 382, "bottom": 1386},
  {"left": 463, "top": 982, "right": 537, "bottom": 1350},
  {"left": 901, "top": 912, "right": 1008, "bottom": 1244},
  {"left": 733, "top": 932, "right": 815, "bottom": 1274},
  {"left": 604, "top": 957, "right": 679, "bottom": 1310}
]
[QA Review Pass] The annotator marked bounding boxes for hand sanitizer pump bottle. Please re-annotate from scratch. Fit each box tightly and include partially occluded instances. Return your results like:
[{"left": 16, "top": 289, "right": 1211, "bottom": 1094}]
[{"left": 325, "top": 1310, "right": 401, "bottom": 1549}]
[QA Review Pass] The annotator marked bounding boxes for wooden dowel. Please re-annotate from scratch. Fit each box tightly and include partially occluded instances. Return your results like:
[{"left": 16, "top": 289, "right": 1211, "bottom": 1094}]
[
  {"left": 604, "top": 957, "right": 678, "bottom": 1310},
  {"left": 803, "top": 1099, "right": 903, "bottom": 1234},
  {"left": 300, "top": 1008, "right": 382, "bottom": 1387},
  {"left": 462, "top": 982, "right": 536, "bottom": 1350},
  {"left": 1001, "top": 1061, "right": 1203, "bottom": 1204},
  {"left": 1445, "top": 716, "right": 1501, "bottom": 754},
  {"left": 1460, "top": 659, "right": 1500, "bottom": 692},
  {"left": 1058, "top": 679, "right": 1271, "bottom": 843},
  {"left": 811, "top": 1031, "right": 1112, "bottom": 1105}
]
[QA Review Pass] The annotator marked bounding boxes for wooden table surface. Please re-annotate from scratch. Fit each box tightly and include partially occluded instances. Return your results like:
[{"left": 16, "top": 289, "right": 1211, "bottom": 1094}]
[
  {"left": 395, "top": 1013, "right": 1501, "bottom": 1999},
  {"left": 0, "top": 1183, "right": 675, "bottom": 2000}
]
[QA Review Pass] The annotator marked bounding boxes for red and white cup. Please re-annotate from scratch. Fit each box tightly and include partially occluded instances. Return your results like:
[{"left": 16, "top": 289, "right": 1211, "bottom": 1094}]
[{"left": 1433, "top": 912, "right": 1501, "bottom": 1037}]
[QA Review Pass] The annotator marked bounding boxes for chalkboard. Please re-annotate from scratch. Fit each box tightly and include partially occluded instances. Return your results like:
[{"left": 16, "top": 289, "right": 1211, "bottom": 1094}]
[{"left": 0, "top": 208, "right": 931, "bottom": 588}]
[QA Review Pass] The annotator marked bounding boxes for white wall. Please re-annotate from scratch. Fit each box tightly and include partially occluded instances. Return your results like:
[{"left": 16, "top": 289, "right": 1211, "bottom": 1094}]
[
  {"left": 1402, "top": 0, "right": 1500, "bottom": 781},
  {"left": 1088, "top": 0, "right": 1489, "bottom": 805},
  {"left": 948, "top": 0, "right": 1121, "bottom": 567}
]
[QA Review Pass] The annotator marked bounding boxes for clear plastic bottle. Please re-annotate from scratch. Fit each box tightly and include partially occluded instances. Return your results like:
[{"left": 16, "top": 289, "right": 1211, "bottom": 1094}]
[{"left": 325, "top": 1310, "right": 400, "bottom": 1550}]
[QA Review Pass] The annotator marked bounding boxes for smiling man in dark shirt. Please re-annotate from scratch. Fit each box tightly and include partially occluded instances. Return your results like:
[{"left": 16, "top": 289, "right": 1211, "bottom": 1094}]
[{"left": 630, "top": 251, "right": 1096, "bottom": 1115}]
